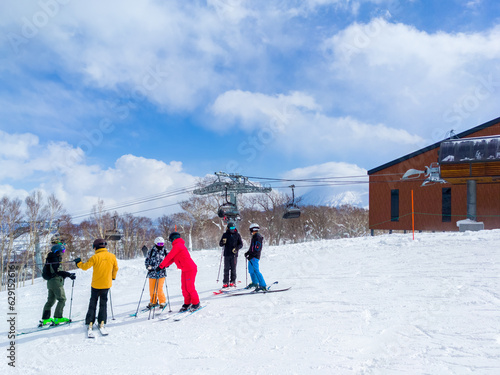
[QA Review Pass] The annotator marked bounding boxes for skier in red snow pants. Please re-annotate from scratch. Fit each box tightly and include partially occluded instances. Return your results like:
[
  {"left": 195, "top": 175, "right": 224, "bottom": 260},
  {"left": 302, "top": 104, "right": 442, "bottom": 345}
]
[{"left": 157, "top": 232, "right": 200, "bottom": 312}]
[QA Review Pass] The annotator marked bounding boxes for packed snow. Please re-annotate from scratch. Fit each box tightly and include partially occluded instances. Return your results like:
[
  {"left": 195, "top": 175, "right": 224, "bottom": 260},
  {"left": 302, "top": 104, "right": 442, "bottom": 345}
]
[{"left": 2, "top": 230, "right": 500, "bottom": 374}]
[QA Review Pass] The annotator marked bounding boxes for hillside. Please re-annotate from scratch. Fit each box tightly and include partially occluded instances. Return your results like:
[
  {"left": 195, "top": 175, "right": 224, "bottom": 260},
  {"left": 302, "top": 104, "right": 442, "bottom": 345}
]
[{"left": 2, "top": 230, "right": 500, "bottom": 374}]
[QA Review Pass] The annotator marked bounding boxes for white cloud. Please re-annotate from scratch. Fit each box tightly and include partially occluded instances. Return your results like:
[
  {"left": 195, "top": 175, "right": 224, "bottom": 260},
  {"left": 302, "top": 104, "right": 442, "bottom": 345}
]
[
  {"left": 211, "top": 90, "right": 424, "bottom": 163},
  {"left": 0, "top": 130, "right": 198, "bottom": 219},
  {"left": 211, "top": 90, "right": 320, "bottom": 131},
  {"left": 0, "top": 130, "right": 38, "bottom": 159},
  {"left": 321, "top": 18, "right": 500, "bottom": 134}
]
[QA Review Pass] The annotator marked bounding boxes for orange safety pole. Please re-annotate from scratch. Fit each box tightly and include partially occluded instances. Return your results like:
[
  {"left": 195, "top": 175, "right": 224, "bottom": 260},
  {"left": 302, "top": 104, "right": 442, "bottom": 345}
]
[{"left": 411, "top": 189, "right": 415, "bottom": 240}]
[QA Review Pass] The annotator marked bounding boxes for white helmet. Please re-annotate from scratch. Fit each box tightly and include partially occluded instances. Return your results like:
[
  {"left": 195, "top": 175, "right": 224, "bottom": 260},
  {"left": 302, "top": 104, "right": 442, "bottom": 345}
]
[
  {"left": 249, "top": 223, "right": 259, "bottom": 232},
  {"left": 154, "top": 237, "right": 165, "bottom": 246}
]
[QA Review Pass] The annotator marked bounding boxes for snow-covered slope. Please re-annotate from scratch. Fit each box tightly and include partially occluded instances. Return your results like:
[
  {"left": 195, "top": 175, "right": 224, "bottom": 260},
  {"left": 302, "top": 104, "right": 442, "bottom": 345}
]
[{"left": 2, "top": 230, "right": 499, "bottom": 374}]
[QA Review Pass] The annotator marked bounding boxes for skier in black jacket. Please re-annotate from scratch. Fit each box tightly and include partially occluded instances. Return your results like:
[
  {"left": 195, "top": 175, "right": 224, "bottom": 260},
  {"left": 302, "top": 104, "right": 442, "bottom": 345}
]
[
  {"left": 244, "top": 223, "right": 267, "bottom": 291},
  {"left": 40, "top": 243, "right": 76, "bottom": 326},
  {"left": 219, "top": 222, "right": 243, "bottom": 288}
]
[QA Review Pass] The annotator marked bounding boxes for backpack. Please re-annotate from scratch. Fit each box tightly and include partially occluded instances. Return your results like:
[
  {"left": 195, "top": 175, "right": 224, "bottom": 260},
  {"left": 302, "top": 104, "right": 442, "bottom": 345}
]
[{"left": 42, "top": 263, "right": 52, "bottom": 280}]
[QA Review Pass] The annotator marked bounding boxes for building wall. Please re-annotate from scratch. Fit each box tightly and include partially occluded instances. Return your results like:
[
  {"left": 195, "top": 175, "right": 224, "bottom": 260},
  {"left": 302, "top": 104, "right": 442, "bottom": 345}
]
[{"left": 369, "top": 122, "right": 500, "bottom": 231}]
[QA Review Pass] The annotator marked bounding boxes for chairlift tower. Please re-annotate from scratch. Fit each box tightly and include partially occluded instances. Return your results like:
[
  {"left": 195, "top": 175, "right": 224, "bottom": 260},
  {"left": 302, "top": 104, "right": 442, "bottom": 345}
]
[{"left": 193, "top": 172, "right": 272, "bottom": 228}]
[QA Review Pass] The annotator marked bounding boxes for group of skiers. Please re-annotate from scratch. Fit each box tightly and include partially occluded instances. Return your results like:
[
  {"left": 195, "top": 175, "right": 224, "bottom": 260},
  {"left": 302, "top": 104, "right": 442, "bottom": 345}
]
[{"left": 40, "top": 222, "right": 266, "bottom": 330}]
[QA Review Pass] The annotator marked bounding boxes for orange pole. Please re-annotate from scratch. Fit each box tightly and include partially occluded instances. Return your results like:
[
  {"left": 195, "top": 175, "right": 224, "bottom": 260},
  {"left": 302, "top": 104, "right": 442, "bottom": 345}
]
[{"left": 411, "top": 190, "right": 415, "bottom": 240}]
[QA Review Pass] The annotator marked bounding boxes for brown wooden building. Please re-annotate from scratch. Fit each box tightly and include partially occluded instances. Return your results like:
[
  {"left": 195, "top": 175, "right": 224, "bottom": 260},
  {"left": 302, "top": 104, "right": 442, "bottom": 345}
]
[{"left": 368, "top": 117, "right": 500, "bottom": 232}]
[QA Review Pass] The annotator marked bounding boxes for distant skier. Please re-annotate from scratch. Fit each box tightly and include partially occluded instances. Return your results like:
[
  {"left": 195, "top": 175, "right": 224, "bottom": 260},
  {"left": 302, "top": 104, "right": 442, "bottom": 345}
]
[
  {"left": 40, "top": 243, "right": 76, "bottom": 326},
  {"left": 156, "top": 232, "right": 200, "bottom": 312},
  {"left": 74, "top": 238, "right": 118, "bottom": 331},
  {"left": 144, "top": 237, "right": 168, "bottom": 309},
  {"left": 244, "top": 223, "right": 267, "bottom": 292},
  {"left": 219, "top": 222, "right": 243, "bottom": 288}
]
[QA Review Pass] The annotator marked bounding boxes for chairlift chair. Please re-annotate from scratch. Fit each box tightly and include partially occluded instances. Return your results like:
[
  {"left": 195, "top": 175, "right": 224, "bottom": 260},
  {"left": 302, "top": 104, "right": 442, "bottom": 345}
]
[
  {"left": 105, "top": 216, "right": 122, "bottom": 241},
  {"left": 283, "top": 185, "right": 301, "bottom": 219}
]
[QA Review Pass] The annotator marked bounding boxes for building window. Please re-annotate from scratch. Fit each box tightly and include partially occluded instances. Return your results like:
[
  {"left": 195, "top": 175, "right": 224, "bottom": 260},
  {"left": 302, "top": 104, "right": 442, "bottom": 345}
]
[
  {"left": 391, "top": 189, "right": 399, "bottom": 222},
  {"left": 442, "top": 187, "right": 452, "bottom": 222}
]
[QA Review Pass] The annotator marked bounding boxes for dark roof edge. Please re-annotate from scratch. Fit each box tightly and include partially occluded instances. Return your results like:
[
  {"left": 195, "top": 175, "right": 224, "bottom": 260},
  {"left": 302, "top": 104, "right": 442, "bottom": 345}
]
[{"left": 367, "top": 116, "right": 500, "bottom": 175}]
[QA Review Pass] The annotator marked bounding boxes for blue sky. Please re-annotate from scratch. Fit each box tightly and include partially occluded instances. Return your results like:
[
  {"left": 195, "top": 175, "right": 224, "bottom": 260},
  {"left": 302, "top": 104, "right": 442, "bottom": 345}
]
[{"left": 1, "top": 0, "right": 500, "bottom": 218}]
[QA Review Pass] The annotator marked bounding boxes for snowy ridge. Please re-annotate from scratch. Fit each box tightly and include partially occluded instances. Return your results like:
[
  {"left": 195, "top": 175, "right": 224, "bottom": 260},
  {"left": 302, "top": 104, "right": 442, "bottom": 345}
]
[
  {"left": 300, "top": 188, "right": 368, "bottom": 208},
  {"left": 2, "top": 230, "right": 500, "bottom": 374}
]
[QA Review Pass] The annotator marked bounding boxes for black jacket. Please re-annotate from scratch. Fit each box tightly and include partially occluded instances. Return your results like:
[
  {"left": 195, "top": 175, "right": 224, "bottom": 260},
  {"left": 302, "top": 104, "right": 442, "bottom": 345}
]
[
  {"left": 45, "top": 252, "right": 72, "bottom": 279},
  {"left": 245, "top": 232, "right": 263, "bottom": 260},
  {"left": 219, "top": 230, "right": 243, "bottom": 257},
  {"left": 145, "top": 246, "right": 167, "bottom": 278}
]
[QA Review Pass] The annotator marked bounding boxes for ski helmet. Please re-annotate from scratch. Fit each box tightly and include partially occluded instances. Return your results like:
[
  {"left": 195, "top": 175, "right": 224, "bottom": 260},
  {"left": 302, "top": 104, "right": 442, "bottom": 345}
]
[
  {"left": 168, "top": 232, "right": 181, "bottom": 242},
  {"left": 227, "top": 222, "right": 236, "bottom": 232},
  {"left": 51, "top": 243, "right": 65, "bottom": 254},
  {"left": 92, "top": 238, "right": 107, "bottom": 249},
  {"left": 249, "top": 223, "right": 259, "bottom": 232},
  {"left": 154, "top": 237, "right": 165, "bottom": 246}
]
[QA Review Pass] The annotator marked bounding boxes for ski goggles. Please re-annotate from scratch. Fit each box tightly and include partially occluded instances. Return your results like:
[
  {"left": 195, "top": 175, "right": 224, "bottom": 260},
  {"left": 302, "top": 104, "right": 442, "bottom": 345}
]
[
  {"left": 156, "top": 242, "right": 165, "bottom": 246},
  {"left": 229, "top": 226, "right": 235, "bottom": 230}
]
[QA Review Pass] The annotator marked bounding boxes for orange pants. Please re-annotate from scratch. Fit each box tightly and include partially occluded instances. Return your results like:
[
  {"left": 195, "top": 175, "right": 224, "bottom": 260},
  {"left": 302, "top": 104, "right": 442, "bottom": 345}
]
[{"left": 148, "top": 278, "right": 166, "bottom": 304}]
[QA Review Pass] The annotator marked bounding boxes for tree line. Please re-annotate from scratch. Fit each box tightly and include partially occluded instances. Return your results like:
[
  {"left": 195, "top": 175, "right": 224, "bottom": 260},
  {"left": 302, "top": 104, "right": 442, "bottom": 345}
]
[{"left": 0, "top": 188, "right": 368, "bottom": 290}]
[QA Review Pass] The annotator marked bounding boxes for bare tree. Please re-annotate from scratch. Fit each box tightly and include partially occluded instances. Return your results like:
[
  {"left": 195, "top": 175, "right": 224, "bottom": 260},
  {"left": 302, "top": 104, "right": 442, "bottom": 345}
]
[
  {"left": 0, "top": 196, "right": 23, "bottom": 290},
  {"left": 119, "top": 214, "right": 154, "bottom": 259},
  {"left": 25, "top": 190, "right": 50, "bottom": 283}
]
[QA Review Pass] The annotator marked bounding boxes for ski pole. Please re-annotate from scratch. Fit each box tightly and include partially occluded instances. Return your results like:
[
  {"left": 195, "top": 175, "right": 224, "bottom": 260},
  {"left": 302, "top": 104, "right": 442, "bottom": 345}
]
[
  {"left": 109, "top": 289, "right": 115, "bottom": 320},
  {"left": 164, "top": 273, "right": 172, "bottom": 313},
  {"left": 246, "top": 258, "right": 248, "bottom": 286},
  {"left": 149, "top": 278, "right": 159, "bottom": 320},
  {"left": 133, "top": 272, "right": 149, "bottom": 317},
  {"left": 216, "top": 248, "right": 223, "bottom": 283},
  {"left": 69, "top": 279, "right": 75, "bottom": 323}
]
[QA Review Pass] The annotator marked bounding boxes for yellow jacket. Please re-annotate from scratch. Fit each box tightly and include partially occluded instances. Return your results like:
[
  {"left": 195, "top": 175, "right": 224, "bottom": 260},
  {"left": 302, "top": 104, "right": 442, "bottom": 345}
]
[{"left": 77, "top": 248, "right": 118, "bottom": 289}]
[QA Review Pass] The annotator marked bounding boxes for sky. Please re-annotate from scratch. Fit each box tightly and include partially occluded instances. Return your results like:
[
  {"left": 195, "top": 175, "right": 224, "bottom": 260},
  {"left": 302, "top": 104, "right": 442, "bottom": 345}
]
[{"left": 1, "top": 0, "right": 500, "bottom": 219}]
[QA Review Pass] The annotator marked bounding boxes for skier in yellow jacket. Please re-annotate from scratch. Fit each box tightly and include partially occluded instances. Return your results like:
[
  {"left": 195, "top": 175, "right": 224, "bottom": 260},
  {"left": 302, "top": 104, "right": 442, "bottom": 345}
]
[{"left": 74, "top": 239, "right": 118, "bottom": 329}]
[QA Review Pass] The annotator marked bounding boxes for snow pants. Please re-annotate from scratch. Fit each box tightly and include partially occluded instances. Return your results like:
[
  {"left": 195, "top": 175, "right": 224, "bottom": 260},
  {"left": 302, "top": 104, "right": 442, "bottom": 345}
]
[
  {"left": 85, "top": 287, "right": 109, "bottom": 325},
  {"left": 42, "top": 276, "right": 66, "bottom": 319},
  {"left": 223, "top": 255, "right": 238, "bottom": 284},
  {"left": 181, "top": 269, "right": 199, "bottom": 305},
  {"left": 248, "top": 258, "right": 266, "bottom": 287},
  {"left": 149, "top": 277, "right": 166, "bottom": 304}
]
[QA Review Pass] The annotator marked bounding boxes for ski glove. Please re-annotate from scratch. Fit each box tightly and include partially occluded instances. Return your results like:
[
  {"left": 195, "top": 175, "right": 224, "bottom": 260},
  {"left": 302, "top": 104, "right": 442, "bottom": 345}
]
[
  {"left": 73, "top": 257, "right": 81, "bottom": 266},
  {"left": 244, "top": 251, "right": 250, "bottom": 259},
  {"left": 155, "top": 266, "right": 162, "bottom": 272},
  {"left": 232, "top": 248, "right": 237, "bottom": 254},
  {"left": 147, "top": 266, "right": 153, "bottom": 270},
  {"left": 69, "top": 273, "right": 76, "bottom": 280}
]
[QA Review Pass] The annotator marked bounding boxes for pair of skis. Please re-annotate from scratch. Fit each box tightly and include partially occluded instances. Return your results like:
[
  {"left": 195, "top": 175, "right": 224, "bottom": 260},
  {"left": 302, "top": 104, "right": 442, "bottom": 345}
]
[
  {"left": 87, "top": 322, "right": 108, "bottom": 338},
  {"left": 213, "top": 281, "right": 278, "bottom": 295},
  {"left": 16, "top": 318, "right": 84, "bottom": 336},
  {"left": 129, "top": 303, "right": 170, "bottom": 318},
  {"left": 214, "top": 281, "right": 291, "bottom": 297},
  {"left": 157, "top": 305, "right": 206, "bottom": 322}
]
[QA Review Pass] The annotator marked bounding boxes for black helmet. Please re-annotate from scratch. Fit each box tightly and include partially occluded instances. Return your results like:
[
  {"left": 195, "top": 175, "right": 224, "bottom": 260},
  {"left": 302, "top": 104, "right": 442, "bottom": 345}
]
[
  {"left": 168, "top": 232, "right": 181, "bottom": 242},
  {"left": 93, "top": 238, "right": 107, "bottom": 249}
]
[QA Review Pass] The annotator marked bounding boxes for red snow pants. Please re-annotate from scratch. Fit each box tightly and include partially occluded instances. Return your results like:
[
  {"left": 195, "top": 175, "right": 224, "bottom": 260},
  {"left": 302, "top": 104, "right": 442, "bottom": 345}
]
[{"left": 181, "top": 269, "right": 199, "bottom": 305}]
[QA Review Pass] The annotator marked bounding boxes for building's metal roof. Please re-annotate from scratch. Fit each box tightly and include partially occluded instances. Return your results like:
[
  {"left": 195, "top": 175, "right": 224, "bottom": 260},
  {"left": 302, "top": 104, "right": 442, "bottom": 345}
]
[{"left": 367, "top": 116, "right": 500, "bottom": 175}]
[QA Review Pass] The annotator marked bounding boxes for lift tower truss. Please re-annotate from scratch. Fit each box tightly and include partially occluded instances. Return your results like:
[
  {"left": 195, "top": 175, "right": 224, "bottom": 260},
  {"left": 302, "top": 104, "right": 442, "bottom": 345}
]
[{"left": 193, "top": 172, "right": 272, "bottom": 225}]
